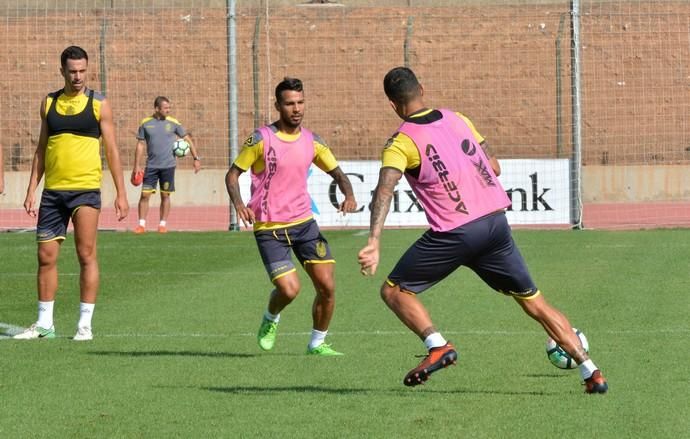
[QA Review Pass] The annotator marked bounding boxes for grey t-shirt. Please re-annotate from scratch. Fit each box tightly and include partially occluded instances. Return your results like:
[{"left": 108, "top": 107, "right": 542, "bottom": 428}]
[{"left": 137, "top": 116, "right": 187, "bottom": 169}]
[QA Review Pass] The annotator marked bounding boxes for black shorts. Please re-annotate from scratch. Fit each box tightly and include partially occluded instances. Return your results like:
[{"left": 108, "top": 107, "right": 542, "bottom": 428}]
[
  {"left": 36, "top": 189, "right": 101, "bottom": 242},
  {"left": 254, "top": 219, "right": 334, "bottom": 282},
  {"left": 387, "top": 211, "right": 538, "bottom": 298},
  {"left": 143, "top": 167, "right": 175, "bottom": 193}
]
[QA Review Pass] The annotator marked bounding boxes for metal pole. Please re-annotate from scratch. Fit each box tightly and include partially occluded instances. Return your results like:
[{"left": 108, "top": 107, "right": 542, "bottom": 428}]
[
  {"left": 404, "top": 16, "right": 414, "bottom": 68},
  {"left": 99, "top": 17, "right": 108, "bottom": 96},
  {"left": 555, "top": 13, "right": 566, "bottom": 159},
  {"left": 227, "top": 0, "right": 240, "bottom": 231},
  {"left": 570, "top": 0, "right": 583, "bottom": 229},
  {"left": 252, "top": 16, "right": 262, "bottom": 130}
]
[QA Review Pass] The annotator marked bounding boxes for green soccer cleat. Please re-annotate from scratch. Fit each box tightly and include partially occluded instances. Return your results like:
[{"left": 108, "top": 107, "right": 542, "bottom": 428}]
[
  {"left": 13, "top": 323, "right": 56, "bottom": 340},
  {"left": 257, "top": 317, "right": 278, "bottom": 351},
  {"left": 306, "top": 343, "right": 344, "bottom": 356}
]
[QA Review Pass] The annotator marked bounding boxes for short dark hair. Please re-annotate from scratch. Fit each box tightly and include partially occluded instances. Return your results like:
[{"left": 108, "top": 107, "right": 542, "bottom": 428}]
[
  {"left": 275, "top": 77, "right": 303, "bottom": 103},
  {"left": 383, "top": 67, "right": 421, "bottom": 106},
  {"left": 154, "top": 96, "right": 170, "bottom": 108},
  {"left": 60, "top": 46, "right": 88, "bottom": 68}
]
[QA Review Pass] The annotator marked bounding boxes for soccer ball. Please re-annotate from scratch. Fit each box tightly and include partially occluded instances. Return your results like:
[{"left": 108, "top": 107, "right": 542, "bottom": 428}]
[
  {"left": 173, "top": 139, "right": 190, "bottom": 157},
  {"left": 545, "top": 328, "right": 589, "bottom": 369}
]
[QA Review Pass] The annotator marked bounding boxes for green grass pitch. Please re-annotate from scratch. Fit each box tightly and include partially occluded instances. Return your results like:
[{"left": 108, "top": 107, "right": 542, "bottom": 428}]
[{"left": 1, "top": 229, "right": 689, "bottom": 438}]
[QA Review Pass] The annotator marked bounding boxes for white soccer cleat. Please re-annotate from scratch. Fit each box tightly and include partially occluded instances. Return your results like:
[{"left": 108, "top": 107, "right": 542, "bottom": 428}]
[
  {"left": 13, "top": 323, "right": 56, "bottom": 339},
  {"left": 73, "top": 326, "right": 93, "bottom": 341}
]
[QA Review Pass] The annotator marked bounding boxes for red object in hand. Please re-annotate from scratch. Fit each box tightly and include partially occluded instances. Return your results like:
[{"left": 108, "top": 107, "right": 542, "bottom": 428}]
[{"left": 131, "top": 170, "right": 144, "bottom": 186}]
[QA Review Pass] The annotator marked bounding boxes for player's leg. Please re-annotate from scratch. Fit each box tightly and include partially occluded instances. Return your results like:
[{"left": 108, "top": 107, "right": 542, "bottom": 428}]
[
  {"left": 71, "top": 199, "right": 101, "bottom": 341},
  {"left": 135, "top": 191, "right": 151, "bottom": 233},
  {"left": 157, "top": 167, "right": 175, "bottom": 233},
  {"left": 158, "top": 191, "right": 171, "bottom": 233},
  {"left": 292, "top": 220, "right": 342, "bottom": 355},
  {"left": 255, "top": 273, "right": 300, "bottom": 351},
  {"left": 254, "top": 228, "right": 300, "bottom": 351},
  {"left": 16, "top": 240, "right": 63, "bottom": 339},
  {"left": 472, "top": 212, "right": 607, "bottom": 393},
  {"left": 37, "top": 241, "right": 61, "bottom": 303},
  {"left": 270, "top": 272, "right": 301, "bottom": 314},
  {"left": 304, "top": 262, "right": 335, "bottom": 332},
  {"left": 136, "top": 167, "right": 157, "bottom": 233},
  {"left": 515, "top": 294, "right": 588, "bottom": 362},
  {"left": 380, "top": 282, "right": 433, "bottom": 337},
  {"left": 303, "top": 262, "right": 342, "bottom": 355},
  {"left": 381, "top": 281, "right": 457, "bottom": 385},
  {"left": 514, "top": 295, "right": 607, "bottom": 393},
  {"left": 72, "top": 206, "right": 100, "bottom": 303},
  {"left": 385, "top": 229, "right": 463, "bottom": 385},
  {"left": 15, "top": 190, "right": 67, "bottom": 339}
]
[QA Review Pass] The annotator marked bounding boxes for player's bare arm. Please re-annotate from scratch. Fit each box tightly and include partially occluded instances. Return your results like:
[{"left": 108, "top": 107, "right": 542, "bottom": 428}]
[
  {"left": 480, "top": 140, "right": 501, "bottom": 176},
  {"left": 327, "top": 166, "right": 357, "bottom": 214},
  {"left": 133, "top": 139, "right": 146, "bottom": 172},
  {"left": 358, "top": 167, "right": 403, "bottom": 275},
  {"left": 24, "top": 100, "right": 49, "bottom": 217},
  {"left": 100, "top": 99, "right": 129, "bottom": 221},
  {"left": 225, "top": 165, "right": 255, "bottom": 226},
  {"left": 184, "top": 134, "right": 202, "bottom": 173}
]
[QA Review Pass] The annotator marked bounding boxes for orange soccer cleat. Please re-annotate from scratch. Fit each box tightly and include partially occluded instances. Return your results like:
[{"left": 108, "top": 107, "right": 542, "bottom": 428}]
[
  {"left": 403, "top": 342, "right": 458, "bottom": 387},
  {"left": 584, "top": 369, "right": 609, "bottom": 394}
]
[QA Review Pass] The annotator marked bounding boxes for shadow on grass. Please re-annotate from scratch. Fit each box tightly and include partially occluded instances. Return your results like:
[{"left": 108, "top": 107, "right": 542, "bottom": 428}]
[
  {"left": 206, "top": 385, "right": 372, "bottom": 395},
  {"left": 524, "top": 373, "right": 571, "bottom": 379},
  {"left": 89, "top": 350, "right": 255, "bottom": 358},
  {"left": 205, "top": 385, "right": 558, "bottom": 396},
  {"left": 408, "top": 388, "right": 560, "bottom": 396}
]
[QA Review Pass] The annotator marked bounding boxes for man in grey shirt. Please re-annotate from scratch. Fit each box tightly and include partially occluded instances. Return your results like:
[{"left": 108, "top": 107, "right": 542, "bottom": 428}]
[{"left": 132, "top": 96, "right": 200, "bottom": 233}]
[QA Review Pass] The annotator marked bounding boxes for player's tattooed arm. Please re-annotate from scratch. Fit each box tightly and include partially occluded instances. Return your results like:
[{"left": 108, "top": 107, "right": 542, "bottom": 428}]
[
  {"left": 369, "top": 167, "right": 403, "bottom": 241},
  {"left": 481, "top": 141, "right": 502, "bottom": 176}
]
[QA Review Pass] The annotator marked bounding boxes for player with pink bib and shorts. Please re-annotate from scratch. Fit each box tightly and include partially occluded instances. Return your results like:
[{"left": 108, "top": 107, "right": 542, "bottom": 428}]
[
  {"left": 358, "top": 67, "right": 608, "bottom": 393},
  {"left": 226, "top": 77, "right": 357, "bottom": 356}
]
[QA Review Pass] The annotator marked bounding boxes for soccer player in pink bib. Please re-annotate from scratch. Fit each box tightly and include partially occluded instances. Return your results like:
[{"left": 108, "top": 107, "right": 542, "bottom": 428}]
[
  {"left": 226, "top": 77, "right": 357, "bottom": 356},
  {"left": 358, "top": 67, "right": 607, "bottom": 393}
]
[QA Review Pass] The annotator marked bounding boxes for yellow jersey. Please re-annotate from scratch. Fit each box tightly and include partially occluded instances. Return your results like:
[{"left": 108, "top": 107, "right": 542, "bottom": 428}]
[{"left": 44, "top": 88, "right": 103, "bottom": 190}]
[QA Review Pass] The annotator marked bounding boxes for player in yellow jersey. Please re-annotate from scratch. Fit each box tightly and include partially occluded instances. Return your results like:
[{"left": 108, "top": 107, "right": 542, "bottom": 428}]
[{"left": 15, "top": 46, "right": 129, "bottom": 341}]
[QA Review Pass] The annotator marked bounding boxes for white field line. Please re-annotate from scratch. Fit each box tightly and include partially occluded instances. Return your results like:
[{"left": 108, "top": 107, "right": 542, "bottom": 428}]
[{"left": 1, "top": 322, "right": 688, "bottom": 340}]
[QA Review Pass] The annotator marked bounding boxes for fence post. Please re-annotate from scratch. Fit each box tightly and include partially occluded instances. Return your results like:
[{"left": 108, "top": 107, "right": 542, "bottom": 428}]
[
  {"left": 570, "top": 0, "right": 583, "bottom": 229},
  {"left": 404, "top": 16, "right": 414, "bottom": 67},
  {"left": 227, "top": 0, "right": 239, "bottom": 231}
]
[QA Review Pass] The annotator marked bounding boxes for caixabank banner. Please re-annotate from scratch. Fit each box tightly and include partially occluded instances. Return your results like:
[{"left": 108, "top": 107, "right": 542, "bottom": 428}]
[{"left": 239, "top": 159, "right": 571, "bottom": 228}]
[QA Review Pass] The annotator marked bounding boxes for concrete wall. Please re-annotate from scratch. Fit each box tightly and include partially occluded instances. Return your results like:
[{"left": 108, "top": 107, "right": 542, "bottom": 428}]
[
  {"left": 3, "top": 165, "right": 690, "bottom": 209},
  {"left": 582, "top": 165, "right": 690, "bottom": 203}
]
